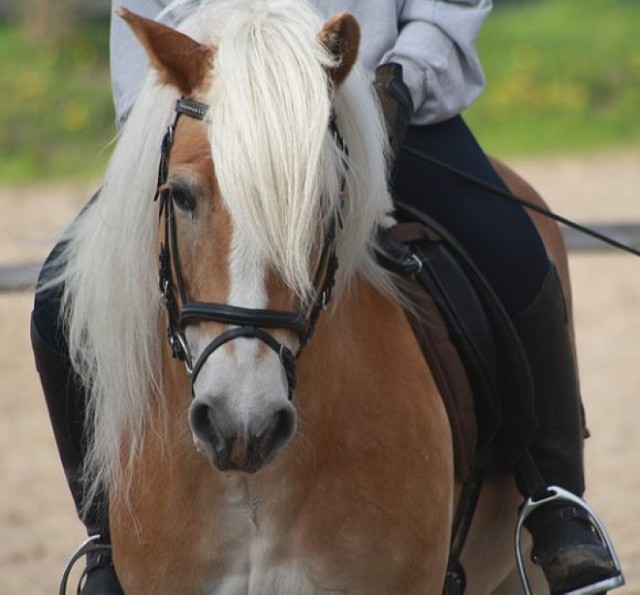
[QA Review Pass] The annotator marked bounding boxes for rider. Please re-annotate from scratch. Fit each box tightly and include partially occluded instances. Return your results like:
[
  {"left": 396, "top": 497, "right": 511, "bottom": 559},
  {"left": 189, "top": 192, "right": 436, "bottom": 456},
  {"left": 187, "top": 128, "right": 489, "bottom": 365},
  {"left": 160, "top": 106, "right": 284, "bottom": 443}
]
[{"left": 31, "top": 0, "right": 622, "bottom": 593}]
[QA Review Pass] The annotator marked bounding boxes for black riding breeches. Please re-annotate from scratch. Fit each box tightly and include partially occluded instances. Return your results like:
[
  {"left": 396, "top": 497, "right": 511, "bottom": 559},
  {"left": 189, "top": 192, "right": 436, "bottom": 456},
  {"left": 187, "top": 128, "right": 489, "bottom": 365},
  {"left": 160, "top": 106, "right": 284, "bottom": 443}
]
[
  {"left": 31, "top": 212, "right": 107, "bottom": 535},
  {"left": 393, "top": 116, "right": 549, "bottom": 317}
]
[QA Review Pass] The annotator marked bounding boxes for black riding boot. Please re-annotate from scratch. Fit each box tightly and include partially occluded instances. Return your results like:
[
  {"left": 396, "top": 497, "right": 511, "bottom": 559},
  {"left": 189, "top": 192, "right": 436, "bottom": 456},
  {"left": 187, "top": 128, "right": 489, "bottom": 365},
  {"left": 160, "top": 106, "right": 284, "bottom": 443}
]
[
  {"left": 513, "top": 264, "right": 622, "bottom": 594},
  {"left": 31, "top": 264, "right": 122, "bottom": 595}
]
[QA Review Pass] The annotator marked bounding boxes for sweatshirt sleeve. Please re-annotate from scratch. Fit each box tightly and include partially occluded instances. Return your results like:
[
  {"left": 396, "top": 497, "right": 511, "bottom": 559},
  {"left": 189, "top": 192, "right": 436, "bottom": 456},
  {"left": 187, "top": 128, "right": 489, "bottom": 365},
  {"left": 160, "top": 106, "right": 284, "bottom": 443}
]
[{"left": 381, "top": 0, "right": 492, "bottom": 125}]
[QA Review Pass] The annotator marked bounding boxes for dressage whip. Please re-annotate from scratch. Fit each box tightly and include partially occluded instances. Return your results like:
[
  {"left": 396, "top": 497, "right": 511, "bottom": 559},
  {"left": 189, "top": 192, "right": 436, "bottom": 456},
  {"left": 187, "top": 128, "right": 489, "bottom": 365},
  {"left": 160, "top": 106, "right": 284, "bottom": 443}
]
[{"left": 403, "top": 146, "right": 640, "bottom": 259}]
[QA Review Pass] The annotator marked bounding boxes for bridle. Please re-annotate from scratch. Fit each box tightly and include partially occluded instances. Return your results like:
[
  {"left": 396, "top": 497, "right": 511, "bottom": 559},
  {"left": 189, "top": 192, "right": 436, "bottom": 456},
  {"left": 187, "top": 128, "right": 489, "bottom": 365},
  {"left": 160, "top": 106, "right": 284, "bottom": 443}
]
[{"left": 156, "top": 97, "right": 348, "bottom": 398}]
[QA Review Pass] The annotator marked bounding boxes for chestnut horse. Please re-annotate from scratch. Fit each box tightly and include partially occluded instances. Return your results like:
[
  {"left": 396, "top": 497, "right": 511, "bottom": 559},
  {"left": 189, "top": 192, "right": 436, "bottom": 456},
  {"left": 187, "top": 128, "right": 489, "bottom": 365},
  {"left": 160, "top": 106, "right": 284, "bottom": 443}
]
[{"left": 56, "top": 1, "right": 563, "bottom": 592}]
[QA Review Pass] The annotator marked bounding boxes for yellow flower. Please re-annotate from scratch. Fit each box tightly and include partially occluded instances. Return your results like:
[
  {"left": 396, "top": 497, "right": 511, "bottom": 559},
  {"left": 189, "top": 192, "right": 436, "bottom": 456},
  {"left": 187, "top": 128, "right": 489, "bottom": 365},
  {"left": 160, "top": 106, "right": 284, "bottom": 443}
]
[{"left": 64, "top": 102, "right": 89, "bottom": 132}]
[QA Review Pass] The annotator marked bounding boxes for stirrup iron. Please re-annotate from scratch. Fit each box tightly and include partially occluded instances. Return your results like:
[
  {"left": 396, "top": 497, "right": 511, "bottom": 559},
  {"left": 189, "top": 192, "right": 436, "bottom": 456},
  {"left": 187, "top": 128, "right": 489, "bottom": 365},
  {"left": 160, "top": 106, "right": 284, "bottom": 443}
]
[
  {"left": 515, "top": 486, "right": 624, "bottom": 595},
  {"left": 59, "top": 534, "right": 112, "bottom": 595}
]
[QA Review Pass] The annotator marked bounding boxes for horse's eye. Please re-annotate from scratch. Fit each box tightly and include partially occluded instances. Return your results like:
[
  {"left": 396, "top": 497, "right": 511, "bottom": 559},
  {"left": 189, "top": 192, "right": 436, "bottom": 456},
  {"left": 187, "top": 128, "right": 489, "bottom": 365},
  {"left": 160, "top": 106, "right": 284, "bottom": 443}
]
[{"left": 171, "top": 186, "right": 197, "bottom": 212}]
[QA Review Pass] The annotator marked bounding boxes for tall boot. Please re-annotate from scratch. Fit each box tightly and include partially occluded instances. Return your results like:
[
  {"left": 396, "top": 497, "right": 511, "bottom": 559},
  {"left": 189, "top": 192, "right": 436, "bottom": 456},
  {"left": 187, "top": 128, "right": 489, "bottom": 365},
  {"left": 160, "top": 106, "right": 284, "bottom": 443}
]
[
  {"left": 31, "top": 267, "right": 122, "bottom": 595},
  {"left": 513, "top": 263, "right": 623, "bottom": 594}
]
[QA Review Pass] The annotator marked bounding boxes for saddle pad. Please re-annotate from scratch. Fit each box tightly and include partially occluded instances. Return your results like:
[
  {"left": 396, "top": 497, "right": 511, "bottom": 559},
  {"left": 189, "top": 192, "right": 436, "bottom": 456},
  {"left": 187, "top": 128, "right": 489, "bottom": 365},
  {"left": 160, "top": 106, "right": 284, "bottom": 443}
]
[{"left": 396, "top": 273, "right": 478, "bottom": 480}]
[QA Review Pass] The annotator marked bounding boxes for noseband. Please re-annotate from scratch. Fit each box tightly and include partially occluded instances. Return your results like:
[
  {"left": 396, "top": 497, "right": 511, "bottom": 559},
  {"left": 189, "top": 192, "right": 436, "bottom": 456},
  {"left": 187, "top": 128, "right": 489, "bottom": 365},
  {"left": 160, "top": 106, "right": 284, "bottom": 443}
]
[{"left": 156, "top": 98, "right": 348, "bottom": 398}]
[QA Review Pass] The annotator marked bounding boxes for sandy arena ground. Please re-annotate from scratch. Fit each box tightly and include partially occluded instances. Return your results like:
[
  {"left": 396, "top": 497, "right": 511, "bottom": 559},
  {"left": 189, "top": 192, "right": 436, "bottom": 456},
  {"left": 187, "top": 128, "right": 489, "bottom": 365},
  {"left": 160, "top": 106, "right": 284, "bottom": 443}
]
[{"left": 1, "top": 151, "right": 639, "bottom": 593}]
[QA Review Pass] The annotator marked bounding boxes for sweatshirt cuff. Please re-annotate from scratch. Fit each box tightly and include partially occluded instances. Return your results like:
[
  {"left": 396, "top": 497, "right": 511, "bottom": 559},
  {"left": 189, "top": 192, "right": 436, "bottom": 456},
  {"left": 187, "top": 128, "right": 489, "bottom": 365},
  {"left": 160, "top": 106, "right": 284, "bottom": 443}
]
[{"left": 389, "top": 59, "right": 426, "bottom": 117}]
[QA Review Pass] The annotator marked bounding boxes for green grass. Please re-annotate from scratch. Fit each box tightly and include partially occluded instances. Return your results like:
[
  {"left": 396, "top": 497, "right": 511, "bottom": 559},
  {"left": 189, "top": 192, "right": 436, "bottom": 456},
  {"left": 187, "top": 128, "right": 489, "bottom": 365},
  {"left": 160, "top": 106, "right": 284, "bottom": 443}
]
[
  {"left": 0, "top": 21, "right": 114, "bottom": 183},
  {"left": 466, "top": 0, "right": 640, "bottom": 156},
  {"left": 1, "top": 0, "right": 639, "bottom": 183}
]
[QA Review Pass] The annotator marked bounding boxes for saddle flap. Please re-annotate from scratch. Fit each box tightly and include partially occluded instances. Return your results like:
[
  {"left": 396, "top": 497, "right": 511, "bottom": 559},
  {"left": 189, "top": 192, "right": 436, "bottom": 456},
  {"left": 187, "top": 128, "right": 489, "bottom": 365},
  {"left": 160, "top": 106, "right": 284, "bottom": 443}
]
[{"left": 379, "top": 203, "right": 538, "bottom": 477}]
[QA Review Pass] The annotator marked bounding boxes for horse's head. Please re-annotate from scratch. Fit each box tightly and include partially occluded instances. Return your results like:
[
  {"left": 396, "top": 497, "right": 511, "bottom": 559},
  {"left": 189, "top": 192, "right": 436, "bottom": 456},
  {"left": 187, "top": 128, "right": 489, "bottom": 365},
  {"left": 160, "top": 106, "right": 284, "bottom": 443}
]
[{"left": 120, "top": 2, "right": 364, "bottom": 474}]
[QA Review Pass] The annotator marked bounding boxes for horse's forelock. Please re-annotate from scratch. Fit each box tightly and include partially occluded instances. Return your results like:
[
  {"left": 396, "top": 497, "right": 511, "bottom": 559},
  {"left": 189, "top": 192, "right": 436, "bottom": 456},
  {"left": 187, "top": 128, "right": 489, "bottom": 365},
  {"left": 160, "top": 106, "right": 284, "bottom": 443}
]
[
  {"left": 179, "top": 0, "right": 394, "bottom": 300},
  {"left": 201, "top": 0, "right": 339, "bottom": 300}
]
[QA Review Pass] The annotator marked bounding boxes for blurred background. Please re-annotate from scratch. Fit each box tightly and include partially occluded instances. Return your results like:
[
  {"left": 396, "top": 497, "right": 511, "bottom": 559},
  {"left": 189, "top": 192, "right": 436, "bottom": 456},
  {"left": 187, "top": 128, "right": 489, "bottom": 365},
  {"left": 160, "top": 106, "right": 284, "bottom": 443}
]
[
  {"left": 1, "top": 0, "right": 639, "bottom": 182},
  {"left": 0, "top": 0, "right": 639, "bottom": 593},
  {"left": 0, "top": 0, "right": 112, "bottom": 182}
]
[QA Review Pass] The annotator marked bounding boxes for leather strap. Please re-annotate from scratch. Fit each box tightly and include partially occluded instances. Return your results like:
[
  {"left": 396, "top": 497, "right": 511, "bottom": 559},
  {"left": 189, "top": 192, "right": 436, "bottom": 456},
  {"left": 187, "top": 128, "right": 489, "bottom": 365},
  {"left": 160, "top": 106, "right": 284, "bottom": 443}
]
[
  {"left": 180, "top": 303, "right": 307, "bottom": 336},
  {"left": 190, "top": 326, "right": 296, "bottom": 396}
]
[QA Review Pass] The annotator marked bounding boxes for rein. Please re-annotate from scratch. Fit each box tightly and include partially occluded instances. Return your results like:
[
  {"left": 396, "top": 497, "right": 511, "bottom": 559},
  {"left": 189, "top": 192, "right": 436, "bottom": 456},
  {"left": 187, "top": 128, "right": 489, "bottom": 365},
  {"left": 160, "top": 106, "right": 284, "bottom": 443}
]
[
  {"left": 156, "top": 98, "right": 346, "bottom": 397},
  {"left": 402, "top": 146, "right": 640, "bottom": 259}
]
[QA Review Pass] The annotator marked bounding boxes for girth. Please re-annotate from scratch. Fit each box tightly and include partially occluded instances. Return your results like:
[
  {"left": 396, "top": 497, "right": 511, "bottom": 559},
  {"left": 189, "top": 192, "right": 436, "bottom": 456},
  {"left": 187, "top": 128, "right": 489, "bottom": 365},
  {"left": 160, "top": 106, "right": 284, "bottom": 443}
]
[{"left": 155, "top": 97, "right": 347, "bottom": 396}]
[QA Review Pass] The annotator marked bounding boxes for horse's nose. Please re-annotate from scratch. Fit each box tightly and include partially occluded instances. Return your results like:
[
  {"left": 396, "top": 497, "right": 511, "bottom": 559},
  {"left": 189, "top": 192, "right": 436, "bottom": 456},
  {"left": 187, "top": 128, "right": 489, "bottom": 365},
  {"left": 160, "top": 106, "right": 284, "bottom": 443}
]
[{"left": 189, "top": 399, "right": 296, "bottom": 473}]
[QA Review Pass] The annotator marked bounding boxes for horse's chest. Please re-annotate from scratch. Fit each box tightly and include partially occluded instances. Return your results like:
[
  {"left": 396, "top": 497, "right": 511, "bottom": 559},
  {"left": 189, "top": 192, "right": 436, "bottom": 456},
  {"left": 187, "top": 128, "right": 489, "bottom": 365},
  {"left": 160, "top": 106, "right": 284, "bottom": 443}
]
[
  {"left": 206, "top": 538, "right": 317, "bottom": 595},
  {"left": 203, "top": 486, "right": 320, "bottom": 594},
  {"left": 205, "top": 509, "right": 317, "bottom": 595}
]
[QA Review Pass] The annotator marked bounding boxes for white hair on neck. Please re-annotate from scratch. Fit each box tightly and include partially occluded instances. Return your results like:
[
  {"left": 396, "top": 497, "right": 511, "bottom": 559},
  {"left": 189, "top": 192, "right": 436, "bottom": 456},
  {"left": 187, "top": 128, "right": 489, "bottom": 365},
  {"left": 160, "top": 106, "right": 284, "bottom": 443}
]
[
  {"left": 53, "top": 78, "right": 177, "bottom": 508},
  {"left": 51, "top": 0, "right": 396, "bottom": 508}
]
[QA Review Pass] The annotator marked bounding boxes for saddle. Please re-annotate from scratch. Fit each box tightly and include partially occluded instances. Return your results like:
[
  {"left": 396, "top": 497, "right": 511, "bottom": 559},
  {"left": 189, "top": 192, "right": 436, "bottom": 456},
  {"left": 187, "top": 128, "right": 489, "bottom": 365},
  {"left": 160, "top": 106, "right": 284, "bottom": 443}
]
[{"left": 378, "top": 201, "right": 537, "bottom": 480}]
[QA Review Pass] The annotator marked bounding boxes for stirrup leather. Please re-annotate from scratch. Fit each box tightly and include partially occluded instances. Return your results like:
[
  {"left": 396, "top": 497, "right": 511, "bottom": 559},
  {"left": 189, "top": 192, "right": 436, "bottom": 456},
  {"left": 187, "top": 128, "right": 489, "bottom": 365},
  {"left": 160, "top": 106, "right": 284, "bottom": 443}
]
[
  {"left": 515, "top": 486, "right": 624, "bottom": 594},
  {"left": 59, "top": 534, "right": 112, "bottom": 595}
]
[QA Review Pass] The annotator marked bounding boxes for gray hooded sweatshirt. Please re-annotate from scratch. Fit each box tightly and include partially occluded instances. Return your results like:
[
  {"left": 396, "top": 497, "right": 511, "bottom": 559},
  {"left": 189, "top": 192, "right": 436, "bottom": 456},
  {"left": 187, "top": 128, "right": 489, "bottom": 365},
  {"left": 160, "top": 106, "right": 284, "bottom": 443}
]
[{"left": 110, "top": 0, "right": 491, "bottom": 127}]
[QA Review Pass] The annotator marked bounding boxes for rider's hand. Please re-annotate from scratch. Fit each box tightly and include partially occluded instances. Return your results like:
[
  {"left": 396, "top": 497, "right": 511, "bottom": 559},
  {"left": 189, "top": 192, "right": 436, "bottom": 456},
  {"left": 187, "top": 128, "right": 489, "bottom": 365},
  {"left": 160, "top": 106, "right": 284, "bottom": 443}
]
[{"left": 373, "top": 63, "right": 414, "bottom": 159}]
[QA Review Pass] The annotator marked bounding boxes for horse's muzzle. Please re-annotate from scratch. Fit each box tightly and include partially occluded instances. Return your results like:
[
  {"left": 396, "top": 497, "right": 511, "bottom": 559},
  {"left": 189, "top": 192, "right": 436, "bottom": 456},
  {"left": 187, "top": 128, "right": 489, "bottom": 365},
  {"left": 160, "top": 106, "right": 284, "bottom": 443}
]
[{"left": 189, "top": 399, "right": 297, "bottom": 473}]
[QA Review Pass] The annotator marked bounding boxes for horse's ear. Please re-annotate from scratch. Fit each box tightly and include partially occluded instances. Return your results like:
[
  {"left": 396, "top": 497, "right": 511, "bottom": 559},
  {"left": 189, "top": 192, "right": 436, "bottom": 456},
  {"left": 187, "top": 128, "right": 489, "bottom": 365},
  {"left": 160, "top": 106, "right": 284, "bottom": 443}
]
[
  {"left": 318, "top": 13, "right": 360, "bottom": 87},
  {"left": 117, "top": 8, "right": 213, "bottom": 96}
]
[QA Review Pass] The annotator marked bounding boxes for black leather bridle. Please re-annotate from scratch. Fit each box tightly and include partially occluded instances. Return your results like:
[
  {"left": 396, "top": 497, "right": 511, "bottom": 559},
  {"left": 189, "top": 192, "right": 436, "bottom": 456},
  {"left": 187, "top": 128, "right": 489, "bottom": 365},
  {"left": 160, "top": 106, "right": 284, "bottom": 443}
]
[{"left": 155, "top": 98, "right": 348, "bottom": 398}]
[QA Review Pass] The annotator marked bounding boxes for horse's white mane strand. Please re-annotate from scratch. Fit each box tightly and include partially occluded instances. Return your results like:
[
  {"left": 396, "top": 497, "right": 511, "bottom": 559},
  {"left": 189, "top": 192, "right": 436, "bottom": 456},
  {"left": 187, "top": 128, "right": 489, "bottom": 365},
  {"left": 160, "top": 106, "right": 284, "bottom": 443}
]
[
  {"left": 56, "top": 81, "right": 176, "bottom": 508},
  {"left": 207, "top": 2, "right": 338, "bottom": 299},
  {"left": 199, "top": 0, "right": 394, "bottom": 299},
  {"left": 56, "top": 0, "right": 395, "bottom": 507}
]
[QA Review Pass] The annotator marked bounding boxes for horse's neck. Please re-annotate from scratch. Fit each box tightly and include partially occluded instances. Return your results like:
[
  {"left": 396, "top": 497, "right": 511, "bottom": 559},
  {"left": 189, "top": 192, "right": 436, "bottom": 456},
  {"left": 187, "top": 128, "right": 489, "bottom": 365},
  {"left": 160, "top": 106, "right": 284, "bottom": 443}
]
[{"left": 296, "top": 277, "right": 432, "bottom": 424}]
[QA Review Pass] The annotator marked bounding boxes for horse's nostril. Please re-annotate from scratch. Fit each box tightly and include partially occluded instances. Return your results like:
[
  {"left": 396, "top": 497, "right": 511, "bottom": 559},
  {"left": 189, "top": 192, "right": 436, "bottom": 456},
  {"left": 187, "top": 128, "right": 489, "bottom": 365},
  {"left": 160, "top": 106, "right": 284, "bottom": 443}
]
[
  {"left": 255, "top": 406, "right": 296, "bottom": 460},
  {"left": 190, "top": 402, "right": 226, "bottom": 456},
  {"left": 271, "top": 407, "right": 296, "bottom": 451},
  {"left": 190, "top": 402, "right": 213, "bottom": 440}
]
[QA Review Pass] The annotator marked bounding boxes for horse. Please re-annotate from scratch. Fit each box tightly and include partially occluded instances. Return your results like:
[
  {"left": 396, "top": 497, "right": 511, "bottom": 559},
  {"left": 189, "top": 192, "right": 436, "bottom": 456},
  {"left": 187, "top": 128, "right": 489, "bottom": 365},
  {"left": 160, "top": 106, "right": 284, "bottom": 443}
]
[{"left": 55, "top": 0, "right": 566, "bottom": 591}]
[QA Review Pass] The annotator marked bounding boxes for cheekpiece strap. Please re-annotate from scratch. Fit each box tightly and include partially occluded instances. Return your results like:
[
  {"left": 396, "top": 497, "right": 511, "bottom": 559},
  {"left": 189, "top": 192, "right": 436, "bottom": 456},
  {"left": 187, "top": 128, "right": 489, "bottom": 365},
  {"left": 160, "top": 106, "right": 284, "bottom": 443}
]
[
  {"left": 155, "top": 97, "right": 210, "bottom": 368},
  {"left": 155, "top": 98, "right": 208, "bottom": 199}
]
